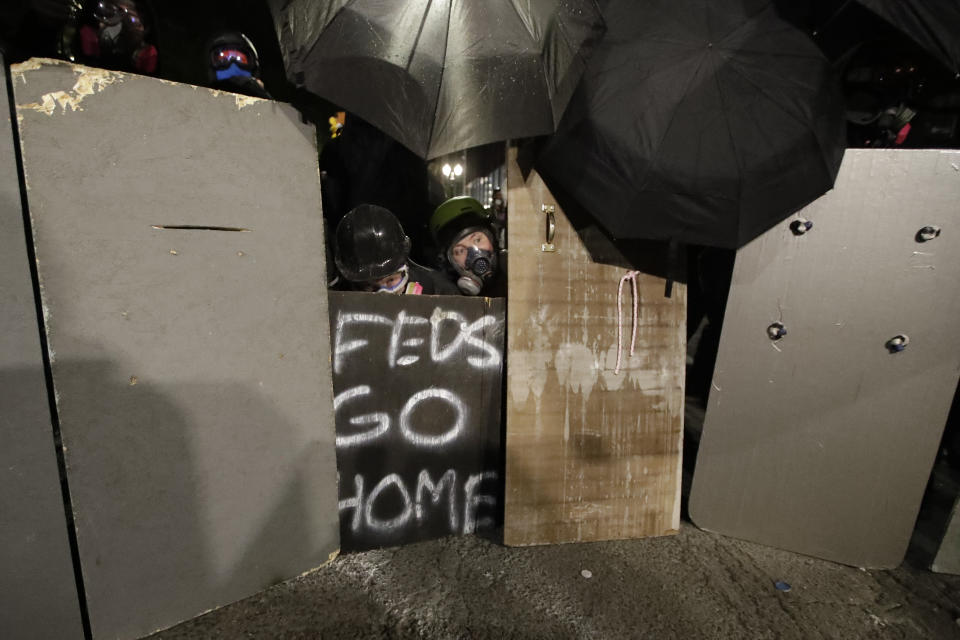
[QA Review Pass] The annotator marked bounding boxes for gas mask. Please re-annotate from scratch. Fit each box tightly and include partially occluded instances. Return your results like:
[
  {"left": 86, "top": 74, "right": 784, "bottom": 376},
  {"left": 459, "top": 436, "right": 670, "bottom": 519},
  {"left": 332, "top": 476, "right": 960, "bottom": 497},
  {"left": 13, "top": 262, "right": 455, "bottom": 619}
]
[{"left": 451, "top": 244, "right": 497, "bottom": 296}]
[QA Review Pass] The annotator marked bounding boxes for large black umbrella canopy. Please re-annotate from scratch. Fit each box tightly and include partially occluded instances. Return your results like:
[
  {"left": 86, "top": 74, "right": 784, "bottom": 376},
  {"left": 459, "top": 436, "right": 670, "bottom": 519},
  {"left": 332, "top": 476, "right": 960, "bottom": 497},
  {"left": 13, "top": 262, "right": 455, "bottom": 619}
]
[
  {"left": 535, "top": 0, "right": 846, "bottom": 249},
  {"left": 269, "top": 0, "right": 605, "bottom": 159}
]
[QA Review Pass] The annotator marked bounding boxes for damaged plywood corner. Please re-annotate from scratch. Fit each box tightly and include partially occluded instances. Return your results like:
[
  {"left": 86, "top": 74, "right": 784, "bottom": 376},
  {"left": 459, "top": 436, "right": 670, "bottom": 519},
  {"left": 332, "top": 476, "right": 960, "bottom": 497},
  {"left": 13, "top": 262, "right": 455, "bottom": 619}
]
[
  {"left": 503, "top": 146, "right": 686, "bottom": 546},
  {"left": 233, "top": 93, "right": 264, "bottom": 110},
  {"left": 11, "top": 57, "right": 262, "bottom": 115},
  {"left": 13, "top": 58, "right": 125, "bottom": 116},
  {"left": 195, "top": 85, "right": 265, "bottom": 110}
]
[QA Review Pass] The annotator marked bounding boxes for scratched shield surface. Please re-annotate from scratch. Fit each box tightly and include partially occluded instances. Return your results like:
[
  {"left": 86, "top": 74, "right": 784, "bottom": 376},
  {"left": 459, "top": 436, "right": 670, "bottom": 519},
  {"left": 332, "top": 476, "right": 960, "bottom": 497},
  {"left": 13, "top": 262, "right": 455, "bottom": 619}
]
[
  {"left": 13, "top": 59, "right": 339, "bottom": 639},
  {"left": 329, "top": 292, "right": 504, "bottom": 552},
  {"left": 690, "top": 149, "right": 960, "bottom": 568},
  {"left": 0, "top": 53, "right": 85, "bottom": 640},
  {"left": 504, "top": 146, "right": 687, "bottom": 546}
]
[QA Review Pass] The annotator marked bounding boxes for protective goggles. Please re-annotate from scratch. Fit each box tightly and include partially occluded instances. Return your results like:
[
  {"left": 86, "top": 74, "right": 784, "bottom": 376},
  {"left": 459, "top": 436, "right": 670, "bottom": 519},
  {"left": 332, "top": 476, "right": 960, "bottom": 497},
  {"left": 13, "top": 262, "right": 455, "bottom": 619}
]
[
  {"left": 211, "top": 47, "right": 255, "bottom": 71},
  {"left": 373, "top": 265, "right": 409, "bottom": 294}
]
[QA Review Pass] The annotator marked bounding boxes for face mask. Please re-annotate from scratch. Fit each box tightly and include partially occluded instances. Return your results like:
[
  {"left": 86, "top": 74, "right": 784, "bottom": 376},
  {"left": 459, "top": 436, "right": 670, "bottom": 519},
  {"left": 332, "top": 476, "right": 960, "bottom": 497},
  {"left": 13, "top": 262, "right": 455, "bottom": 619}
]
[{"left": 216, "top": 62, "right": 254, "bottom": 81}]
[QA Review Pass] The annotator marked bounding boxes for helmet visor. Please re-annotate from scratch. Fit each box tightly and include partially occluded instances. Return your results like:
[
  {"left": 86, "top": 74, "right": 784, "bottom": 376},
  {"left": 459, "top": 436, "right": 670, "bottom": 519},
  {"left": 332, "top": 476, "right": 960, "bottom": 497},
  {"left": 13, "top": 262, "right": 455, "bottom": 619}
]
[{"left": 212, "top": 47, "right": 253, "bottom": 70}]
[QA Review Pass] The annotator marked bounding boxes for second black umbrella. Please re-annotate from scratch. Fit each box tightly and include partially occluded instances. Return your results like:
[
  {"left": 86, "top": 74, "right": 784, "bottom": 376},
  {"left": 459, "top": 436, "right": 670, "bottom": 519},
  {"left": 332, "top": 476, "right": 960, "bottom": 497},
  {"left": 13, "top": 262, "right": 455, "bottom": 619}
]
[{"left": 536, "top": 0, "right": 847, "bottom": 249}]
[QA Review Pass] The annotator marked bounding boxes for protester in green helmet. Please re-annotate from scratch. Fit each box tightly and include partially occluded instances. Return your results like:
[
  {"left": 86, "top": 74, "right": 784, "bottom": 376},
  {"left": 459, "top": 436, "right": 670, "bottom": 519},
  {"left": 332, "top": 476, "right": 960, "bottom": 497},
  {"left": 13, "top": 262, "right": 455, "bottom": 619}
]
[{"left": 429, "top": 196, "right": 505, "bottom": 297}]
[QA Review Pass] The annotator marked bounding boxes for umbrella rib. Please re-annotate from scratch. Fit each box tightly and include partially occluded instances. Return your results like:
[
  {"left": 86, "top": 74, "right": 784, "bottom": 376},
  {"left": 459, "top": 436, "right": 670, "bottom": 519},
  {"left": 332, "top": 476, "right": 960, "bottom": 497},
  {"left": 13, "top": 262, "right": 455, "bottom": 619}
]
[
  {"left": 730, "top": 65, "right": 830, "bottom": 202},
  {"left": 722, "top": 26, "right": 831, "bottom": 64},
  {"left": 291, "top": 0, "right": 364, "bottom": 81},
  {"left": 721, "top": 58, "right": 840, "bottom": 237},
  {"left": 424, "top": 0, "right": 454, "bottom": 156},
  {"left": 723, "top": 56, "right": 820, "bottom": 133},
  {"left": 505, "top": 0, "right": 539, "bottom": 43},
  {"left": 813, "top": 0, "right": 855, "bottom": 36},
  {"left": 404, "top": 0, "right": 433, "bottom": 74},
  {"left": 542, "top": 21, "right": 565, "bottom": 119},
  {"left": 542, "top": 7, "right": 585, "bottom": 116},
  {"left": 725, "top": 47, "right": 827, "bottom": 62},
  {"left": 716, "top": 4, "right": 777, "bottom": 45},
  {"left": 633, "top": 52, "right": 710, "bottom": 192},
  {"left": 710, "top": 57, "right": 746, "bottom": 221},
  {"left": 631, "top": 36, "right": 703, "bottom": 49}
]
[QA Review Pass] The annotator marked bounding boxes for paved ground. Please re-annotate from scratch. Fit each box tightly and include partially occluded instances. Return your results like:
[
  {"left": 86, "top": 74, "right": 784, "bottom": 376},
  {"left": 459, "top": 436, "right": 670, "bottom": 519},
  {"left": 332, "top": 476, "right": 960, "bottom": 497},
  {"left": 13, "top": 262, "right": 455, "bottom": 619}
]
[
  {"left": 149, "top": 391, "right": 960, "bottom": 639},
  {"left": 150, "top": 522, "right": 960, "bottom": 640}
]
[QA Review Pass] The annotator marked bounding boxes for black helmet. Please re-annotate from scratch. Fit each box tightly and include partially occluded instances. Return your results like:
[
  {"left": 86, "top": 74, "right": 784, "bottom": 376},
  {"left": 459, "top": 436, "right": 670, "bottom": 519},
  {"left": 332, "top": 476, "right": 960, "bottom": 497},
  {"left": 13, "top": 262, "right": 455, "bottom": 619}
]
[
  {"left": 91, "top": 1, "right": 147, "bottom": 45},
  {"left": 206, "top": 31, "right": 260, "bottom": 84},
  {"left": 334, "top": 204, "right": 411, "bottom": 283}
]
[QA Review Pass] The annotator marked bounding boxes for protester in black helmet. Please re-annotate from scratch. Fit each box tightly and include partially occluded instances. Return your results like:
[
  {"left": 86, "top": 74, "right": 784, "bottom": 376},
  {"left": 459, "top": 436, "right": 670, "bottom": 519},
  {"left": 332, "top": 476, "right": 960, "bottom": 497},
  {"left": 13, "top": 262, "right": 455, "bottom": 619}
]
[
  {"left": 334, "top": 204, "right": 457, "bottom": 295},
  {"left": 76, "top": 0, "right": 157, "bottom": 74},
  {"left": 429, "top": 196, "right": 506, "bottom": 297},
  {"left": 206, "top": 30, "right": 269, "bottom": 99}
]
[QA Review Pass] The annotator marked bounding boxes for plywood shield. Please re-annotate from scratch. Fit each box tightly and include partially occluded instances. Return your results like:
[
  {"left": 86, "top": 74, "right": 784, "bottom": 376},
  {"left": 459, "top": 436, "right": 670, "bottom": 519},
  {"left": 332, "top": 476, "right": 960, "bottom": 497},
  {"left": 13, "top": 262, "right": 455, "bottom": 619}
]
[
  {"left": 503, "top": 146, "right": 686, "bottom": 546},
  {"left": 690, "top": 149, "right": 960, "bottom": 568},
  {"left": 932, "top": 496, "right": 960, "bottom": 575},
  {"left": 0, "top": 55, "right": 85, "bottom": 640},
  {"left": 329, "top": 292, "right": 504, "bottom": 551},
  {"left": 13, "top": 59, "right": 340, "bottom": 639}
]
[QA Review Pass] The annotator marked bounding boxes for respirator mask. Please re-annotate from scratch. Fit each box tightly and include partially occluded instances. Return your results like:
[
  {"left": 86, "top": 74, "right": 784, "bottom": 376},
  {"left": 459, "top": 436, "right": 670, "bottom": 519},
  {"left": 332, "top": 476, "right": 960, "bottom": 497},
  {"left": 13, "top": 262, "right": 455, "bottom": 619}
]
[{"left": 448, "top": 229, "right": 497, "bottom": 296}]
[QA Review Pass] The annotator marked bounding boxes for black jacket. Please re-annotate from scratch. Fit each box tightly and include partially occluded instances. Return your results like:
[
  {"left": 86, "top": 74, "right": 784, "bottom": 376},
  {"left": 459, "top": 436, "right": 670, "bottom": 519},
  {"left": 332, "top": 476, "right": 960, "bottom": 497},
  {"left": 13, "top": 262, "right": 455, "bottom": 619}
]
[{"left": 407, "top": 261, "right": 458, "bottom": 296}]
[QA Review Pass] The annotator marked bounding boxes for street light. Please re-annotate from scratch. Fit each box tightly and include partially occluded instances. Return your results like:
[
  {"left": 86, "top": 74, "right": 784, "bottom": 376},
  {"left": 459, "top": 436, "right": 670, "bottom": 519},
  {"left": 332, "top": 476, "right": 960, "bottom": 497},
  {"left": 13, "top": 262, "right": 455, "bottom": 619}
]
[
  {"left": 440, "top": 160, "right": 465, "bottom": 198},
  {"left": 441, "top": 163, "right": 463, "bottom": 179}
]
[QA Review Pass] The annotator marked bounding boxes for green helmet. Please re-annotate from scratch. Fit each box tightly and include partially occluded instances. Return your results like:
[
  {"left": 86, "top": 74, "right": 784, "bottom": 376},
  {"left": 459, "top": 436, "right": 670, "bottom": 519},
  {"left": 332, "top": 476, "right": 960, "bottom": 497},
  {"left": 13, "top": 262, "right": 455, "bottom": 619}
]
[{"left": 429, "top": 196, "right": 494, "bottom": 251}]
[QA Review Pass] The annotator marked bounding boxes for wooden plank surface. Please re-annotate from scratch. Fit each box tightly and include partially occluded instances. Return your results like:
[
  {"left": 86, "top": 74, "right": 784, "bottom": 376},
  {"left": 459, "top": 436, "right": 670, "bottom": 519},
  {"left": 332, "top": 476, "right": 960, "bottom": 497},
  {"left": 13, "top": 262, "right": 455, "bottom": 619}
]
[
  {"left": 503, "top": 146, "right": 686, "bottom": 546},
  {"left": 14, "top": 59, "right": 340, "bottom": 639},
  {"left": 690, "top": 149, "right": 960, "bottom": 568},
  {"left": 0, "top": 54, "right": 85, "bottom": 640}
]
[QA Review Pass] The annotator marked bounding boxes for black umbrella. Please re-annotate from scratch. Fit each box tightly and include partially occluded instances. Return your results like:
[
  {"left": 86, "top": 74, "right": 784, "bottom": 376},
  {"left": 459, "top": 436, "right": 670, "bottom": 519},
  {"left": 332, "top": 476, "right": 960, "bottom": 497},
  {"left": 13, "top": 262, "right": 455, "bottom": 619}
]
[
  {"left": 269, "top": 0, "right": 605, "bottom": 159},
  {"left": 535, "top": 0, "right": 846, "bottom": 249},
  {"left": 814, "top": 0, "right": 960, "bottom": 76}
]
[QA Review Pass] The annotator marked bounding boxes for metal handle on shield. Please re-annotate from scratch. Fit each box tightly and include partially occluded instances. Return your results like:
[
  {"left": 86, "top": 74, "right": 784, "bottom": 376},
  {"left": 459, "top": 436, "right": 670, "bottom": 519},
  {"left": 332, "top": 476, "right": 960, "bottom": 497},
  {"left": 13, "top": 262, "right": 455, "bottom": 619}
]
[{"left": 542, "top": 204, "right": 556, "bottom": 252}]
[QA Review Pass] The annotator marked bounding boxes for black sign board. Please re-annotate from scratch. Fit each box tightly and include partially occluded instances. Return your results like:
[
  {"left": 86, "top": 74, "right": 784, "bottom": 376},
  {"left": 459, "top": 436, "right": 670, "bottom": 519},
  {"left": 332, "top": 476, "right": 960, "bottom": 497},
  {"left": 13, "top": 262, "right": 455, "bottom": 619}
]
[{"left": 329, "top": 292, "right": 504, "bottom": 551}]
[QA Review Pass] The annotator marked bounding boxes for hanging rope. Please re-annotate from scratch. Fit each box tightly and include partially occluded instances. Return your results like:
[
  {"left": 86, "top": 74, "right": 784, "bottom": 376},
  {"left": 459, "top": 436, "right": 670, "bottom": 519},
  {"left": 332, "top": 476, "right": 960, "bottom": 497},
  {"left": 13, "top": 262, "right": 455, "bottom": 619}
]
[{"left": 615, "top": 270, "right": 641, "bottom": 375}]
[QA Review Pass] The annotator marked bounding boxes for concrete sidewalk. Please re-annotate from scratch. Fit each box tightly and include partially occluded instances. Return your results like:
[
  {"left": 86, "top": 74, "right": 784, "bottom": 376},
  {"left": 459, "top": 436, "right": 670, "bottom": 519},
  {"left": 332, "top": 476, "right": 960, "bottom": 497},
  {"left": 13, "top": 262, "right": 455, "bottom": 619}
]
[{"left": 150, "top": 522, "right": 960, "bottom": 639}]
